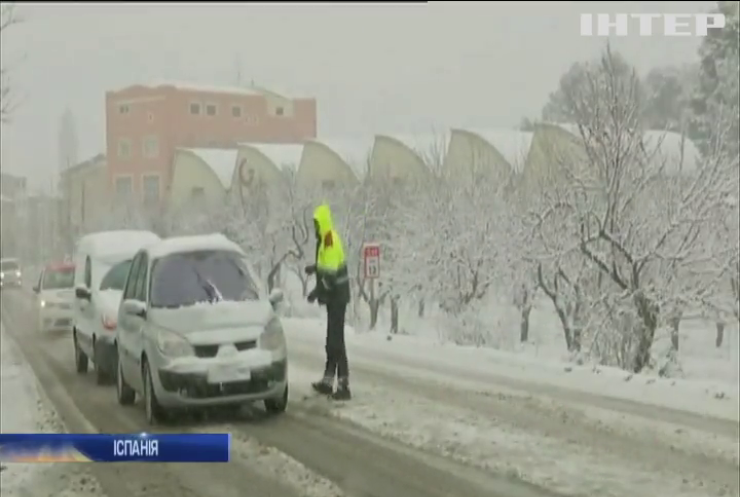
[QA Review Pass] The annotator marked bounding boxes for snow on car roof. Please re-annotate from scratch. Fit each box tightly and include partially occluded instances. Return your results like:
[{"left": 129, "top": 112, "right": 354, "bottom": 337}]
[
  {"left": 461, "top": 128, "right": 533, "bottom": 172},
  {"left": 182, "top": 148, "right": 239, "bottom": 190},
  {"left": 79, "top": 231, "right": 161, "bottom": 258},
  {"left": 148, "top": 234, "right": 245, "bottom": 259},
  {"left": 315, "top": 136, "right": 376, "bottom": 178},
  {"left": 242, "top": 142, "right": 304, "bottom": 172}
]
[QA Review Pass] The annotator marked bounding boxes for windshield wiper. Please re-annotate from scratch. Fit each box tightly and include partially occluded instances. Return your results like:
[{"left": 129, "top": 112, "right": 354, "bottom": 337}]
[{"left": 192, "top": 266, "right": 223, "bottom": 303}]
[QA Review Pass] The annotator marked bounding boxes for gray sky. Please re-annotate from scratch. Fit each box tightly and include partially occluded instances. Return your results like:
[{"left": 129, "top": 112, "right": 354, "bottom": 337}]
[{"left": 0, "top": 1, "right": 715, "bottom": 190}]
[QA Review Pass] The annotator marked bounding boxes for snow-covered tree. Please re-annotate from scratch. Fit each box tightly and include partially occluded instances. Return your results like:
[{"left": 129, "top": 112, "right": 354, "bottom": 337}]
[{"left": 537, "top": 46, "right": 737, "bottom": 372}]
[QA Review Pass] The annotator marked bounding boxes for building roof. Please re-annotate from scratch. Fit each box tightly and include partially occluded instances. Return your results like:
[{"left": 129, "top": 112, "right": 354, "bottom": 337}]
[
  {"left": 383, "top": 131, "right": 451, "bottom": 167},
  {"left": 643, "top": 130, "right": 701, "bottom": 175},
  {"left": 147, "top": 80, "right": 263, "bottom": 96},
  {"left": 550, "top": 123, "right": 701, "bottom": 175},
  {"left": 180, "top": 148, "right": 239, "bottom": 190},
  {"left": 314, "top": 136, "right": 375, "bottom": 178},
  {"left": 62, "top": 154, "right": 106, "bottom": 177},
  {"left": 241, "top": 143, "right": 304, "bottom": 172},
  {"left": 461, "top": 128, "right": 534, "bottom": 172}
]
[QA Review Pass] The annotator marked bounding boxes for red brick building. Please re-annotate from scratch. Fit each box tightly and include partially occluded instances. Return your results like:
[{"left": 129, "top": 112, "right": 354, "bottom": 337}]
[{"left": 105, "top": 82, "right": 317, "bottom": 204}]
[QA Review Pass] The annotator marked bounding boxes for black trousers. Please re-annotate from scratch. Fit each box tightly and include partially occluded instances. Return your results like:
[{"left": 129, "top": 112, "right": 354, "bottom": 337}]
[{"left": 323, "top": 302, "right": 349, "bottom": 382}]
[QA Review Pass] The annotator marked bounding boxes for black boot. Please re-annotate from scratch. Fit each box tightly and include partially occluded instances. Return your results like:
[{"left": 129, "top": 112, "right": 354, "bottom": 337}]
[
  {"left": 331, "top": 378, "right": 351, "bottom": 401},
  {"left": 311, "top": 377, "right": 334, "bottom": 395}
]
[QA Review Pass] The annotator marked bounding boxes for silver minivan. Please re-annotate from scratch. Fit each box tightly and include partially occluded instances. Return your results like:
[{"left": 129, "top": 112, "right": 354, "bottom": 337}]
[{"left": 115, "top": 234, "right": 288, "bottom": 425}]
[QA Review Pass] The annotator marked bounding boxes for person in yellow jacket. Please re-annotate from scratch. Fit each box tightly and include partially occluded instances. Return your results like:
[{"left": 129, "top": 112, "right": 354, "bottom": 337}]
[{"left": 304, "top": 203, "right": 352, "bottom": 400}]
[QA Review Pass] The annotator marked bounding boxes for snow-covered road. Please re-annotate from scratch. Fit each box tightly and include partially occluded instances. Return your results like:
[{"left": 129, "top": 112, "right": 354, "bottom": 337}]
[
  {"left": 285, "top": 319, "right": 739, "bottom": 497},
  {"left": 2, "top": 288, "right": 738, "bottom": 497},
  {"left": 0, "top": 320, "right": 105, "bottom": 497}
]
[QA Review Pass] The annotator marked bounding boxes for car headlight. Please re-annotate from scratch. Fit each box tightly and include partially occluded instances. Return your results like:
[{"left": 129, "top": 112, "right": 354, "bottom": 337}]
[
  {"left": 15, "top": 270, "right": 21, "bottom": 277},
  {"left": 260, "top": 318, "right": 286, "bottom": 351},
  {"left": 0, "top": 272, "right": 4, "bottom": 279},
  {"left": 40, "top": 300, "right": 47, "bottom": 308},
  {"left": 156, "top": 328, "right": 193, "bottom": 358}
]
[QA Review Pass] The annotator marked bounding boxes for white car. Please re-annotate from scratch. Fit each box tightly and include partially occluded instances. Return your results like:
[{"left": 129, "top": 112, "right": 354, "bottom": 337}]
[
  {"left": 72, "top": 230, "right": 162, "bottom": 385},
  {"left": 32, "top": 262, "right": 76, "bottom": 332},
  {"left": 0, "top": 258, "right": 23, "bottom": 289},
  {"left": 115, "top": 234, "right": 288, "bottom": 425}
]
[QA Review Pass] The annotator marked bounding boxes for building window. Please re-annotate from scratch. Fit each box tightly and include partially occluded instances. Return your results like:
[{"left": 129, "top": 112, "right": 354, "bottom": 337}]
[
  {"left": 206, "top": 103, "right": 218, "bottom": 116},
  {"left": 115, "top": 177, "right": 133, "bottom": 198},
  {"left": 231, "top": 105, "right": 242, "bottom": 118},
  {"left": 142, "top": 175, "right": 160, "bottom": 204},
  {"left": 191, "top": 187, "right": 205, "bottom": 198},
  {"left": 275, "top": 106, "right": 284, "bottom": 116},
  {"left": 143, "top": 136, "right": 159, "bottom": 158},
  {"left": 118, "top": 104, "right": 130, "bottom": 115},
  {"left": 117, "top": 138, "right": 131, "bottom": 159},
  {"left": 189, "top": 102, "right": 201, "bottom": 115},
  {"left": 322, "top": 180, "right": 335, "bottom": 190}
]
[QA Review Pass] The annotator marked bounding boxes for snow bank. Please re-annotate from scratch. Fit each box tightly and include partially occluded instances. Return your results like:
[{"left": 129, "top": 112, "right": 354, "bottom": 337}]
[
  {"left": 283, "top": 318, "right": 739, "bottom": 421},
  {"left": 0, "top": 324, "right": 104, "bottom": 497}
]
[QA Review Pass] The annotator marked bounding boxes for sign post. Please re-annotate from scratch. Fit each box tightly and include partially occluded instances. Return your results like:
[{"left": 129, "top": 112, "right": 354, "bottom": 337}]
[{"left": 362, "top": 243, "right": 380, "bottom": 279}]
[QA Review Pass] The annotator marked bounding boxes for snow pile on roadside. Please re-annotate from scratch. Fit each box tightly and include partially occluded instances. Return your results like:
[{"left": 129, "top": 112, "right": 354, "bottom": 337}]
[
  {"left": 0, "top": 323, "right": 104, "bottom": 497},
  {"left": 282, "top": 318, "right": 739, "bottom": 422}
]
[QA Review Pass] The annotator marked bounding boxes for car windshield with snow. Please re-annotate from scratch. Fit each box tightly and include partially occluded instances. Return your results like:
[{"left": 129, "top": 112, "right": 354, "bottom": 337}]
[{"left": 149, "top": 250, "right": 259, "bottom": 309}]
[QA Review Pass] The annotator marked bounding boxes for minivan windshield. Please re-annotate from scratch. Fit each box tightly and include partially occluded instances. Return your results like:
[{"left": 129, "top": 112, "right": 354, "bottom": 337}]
[
  {"left": 42, "top": 267, "right": 75, "bottom": 290},
  {"left": 100, "top": 260, "right": 133, "bottom": 291},
  {"left": 1, "top": 260, "right": 19, "bottom": 271},
  {"left": 150, "top": 250, "right": 259, "bottom": 309}
]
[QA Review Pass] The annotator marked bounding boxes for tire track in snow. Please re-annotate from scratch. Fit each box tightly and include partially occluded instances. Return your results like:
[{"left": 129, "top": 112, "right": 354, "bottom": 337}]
[
  {"left": 288, "top": 341, "right": 740, "bottom": 493},
  {"left": 3, "top": 290, "right": 567, "bottom": 497}
]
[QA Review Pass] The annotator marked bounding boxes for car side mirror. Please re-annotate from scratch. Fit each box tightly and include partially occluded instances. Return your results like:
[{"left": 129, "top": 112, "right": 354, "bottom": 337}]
[
  {"left": 268, "top": 288, "right": 284, "bottom": 308},
  {"left": 75, "top": 286, "right": 91, "bottom": 301},
  {"left": 122, "top": 299, "right": 147, "bottom": 319},
  {"left": 32, "top": 285, "right": 39, "bottom": 293}
]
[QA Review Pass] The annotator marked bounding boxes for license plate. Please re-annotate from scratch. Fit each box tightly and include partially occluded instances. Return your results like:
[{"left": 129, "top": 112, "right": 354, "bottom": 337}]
[
  {"left": 58, "top": 304, "right": 71, "bottom": 310},
  {"left": 56, "top": 319, "right": 71, "bottom": 326},
  {"left": 207, "top": 364, "right": 251, "bottom": 384}
]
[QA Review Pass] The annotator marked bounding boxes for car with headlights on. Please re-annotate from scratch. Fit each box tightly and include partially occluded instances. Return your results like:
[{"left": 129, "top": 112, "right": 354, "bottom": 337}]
[
  {"left": 0, "top": 258, "right": 23, "bottom": 289},
  {"left": 115, "top": 234, "right": 288, "bottom": 425},
  {"left": 32, "top": 262, "right": 75, "bottom": 332}
]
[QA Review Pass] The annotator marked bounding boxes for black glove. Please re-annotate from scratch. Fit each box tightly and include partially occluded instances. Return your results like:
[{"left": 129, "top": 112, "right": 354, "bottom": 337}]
[
  {"left": 304, "top": 264, "right": 316, "bottom": 275},
  {"left": 307, "top": 288, "right": 318, "bottom": 303}
]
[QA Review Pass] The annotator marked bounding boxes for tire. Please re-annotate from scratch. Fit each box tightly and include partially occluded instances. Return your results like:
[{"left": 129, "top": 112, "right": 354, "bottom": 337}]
[
  {"left": 264, "top": 384, "right": 288, "bottom": 415},
  {"left": 143, "top": 360, "right": 165, "bottom": 425},
  {"left": 73, "top": 331, "right": 88, "bottom": 374},
  {"left": 116, "top": 354, "right": 136, "bottom": 406}
]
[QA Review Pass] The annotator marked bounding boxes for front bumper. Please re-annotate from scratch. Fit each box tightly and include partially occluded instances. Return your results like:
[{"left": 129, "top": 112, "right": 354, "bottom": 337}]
[
  {"left": 38, "top": 307, "right": 74, "bottom": 331},
  {"left": 154, "top": 359, "right": 288, "bottom": 408},
  {"left": 0, "top": 277, "right": 22, "bottom": 288}
]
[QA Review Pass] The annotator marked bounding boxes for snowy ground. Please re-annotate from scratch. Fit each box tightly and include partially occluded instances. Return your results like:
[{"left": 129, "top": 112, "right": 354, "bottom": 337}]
[
  {"left": 0, "top": 323, "right": 105, "bottom": 497},
  {"left": 283, "top": 316, "right": 740, "bottom": 497},
  {"left": 2, "top": 283, "right": 738, "bottom": 497}
]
